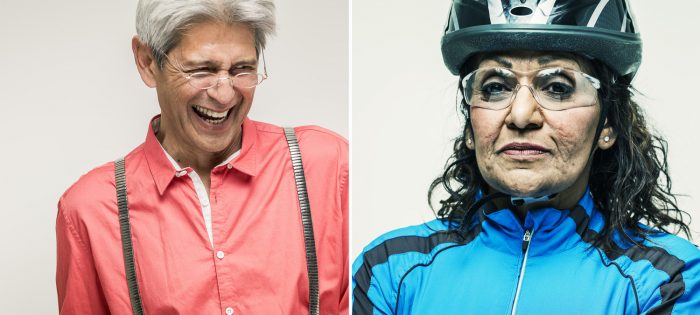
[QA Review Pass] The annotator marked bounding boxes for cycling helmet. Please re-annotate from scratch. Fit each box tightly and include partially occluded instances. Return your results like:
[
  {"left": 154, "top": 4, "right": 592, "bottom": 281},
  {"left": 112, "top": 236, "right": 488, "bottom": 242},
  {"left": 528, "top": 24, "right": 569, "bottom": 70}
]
[{"left": 442, "top": 0, "right": 642, "bottom": 79}]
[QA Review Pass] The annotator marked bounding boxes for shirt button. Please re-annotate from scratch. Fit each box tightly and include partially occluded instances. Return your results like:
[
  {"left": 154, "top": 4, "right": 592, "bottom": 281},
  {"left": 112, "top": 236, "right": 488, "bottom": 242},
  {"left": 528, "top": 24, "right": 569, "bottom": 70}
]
[
  {"left": 227, "top": 163, "right": 233, "bottom": 169},
  {"left": 216, "top": 250, "right": 225, "bottom": 259},
  {"left": 225, "top": 307, "right": 234, "bottom": 315},
  {"left": 176, "top": 170, "right": 188, "bottom": 177}
]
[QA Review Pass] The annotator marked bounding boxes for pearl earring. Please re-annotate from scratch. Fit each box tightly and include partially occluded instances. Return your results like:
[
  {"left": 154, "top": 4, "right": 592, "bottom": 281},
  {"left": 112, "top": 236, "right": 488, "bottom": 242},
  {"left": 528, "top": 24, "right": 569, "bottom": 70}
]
[
  {"left": 467, "top": 138, "right": 472, "bottom": 145},
  {"left": 604, "top": 136, "right": 610, "bottom": 143}
]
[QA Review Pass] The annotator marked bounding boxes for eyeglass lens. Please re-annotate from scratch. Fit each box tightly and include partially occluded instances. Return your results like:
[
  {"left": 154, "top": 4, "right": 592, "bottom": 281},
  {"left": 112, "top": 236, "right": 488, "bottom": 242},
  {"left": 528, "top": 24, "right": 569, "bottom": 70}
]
[
  {"left": 188, "top": 73, "right": 265, "bottom": 90},
  {"left": 462, "top": 67, "right": 600, "bottom": 111}
]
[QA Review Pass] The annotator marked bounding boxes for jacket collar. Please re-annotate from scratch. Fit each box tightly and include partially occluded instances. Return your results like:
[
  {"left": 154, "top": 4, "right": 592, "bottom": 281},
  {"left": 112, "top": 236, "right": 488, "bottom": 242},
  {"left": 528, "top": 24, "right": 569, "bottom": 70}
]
[
  {"left": 478, "top": 188, "right": 604, "bottom": 256},
  {"left": 143, "top": 115, "right": 259, "bottom": 195}
]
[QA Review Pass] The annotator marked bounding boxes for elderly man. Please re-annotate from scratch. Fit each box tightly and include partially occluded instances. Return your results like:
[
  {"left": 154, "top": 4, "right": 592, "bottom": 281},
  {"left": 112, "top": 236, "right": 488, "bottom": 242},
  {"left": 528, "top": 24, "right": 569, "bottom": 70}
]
[{"left": 55, "top": 1, "right": 348, "bottom": 314}]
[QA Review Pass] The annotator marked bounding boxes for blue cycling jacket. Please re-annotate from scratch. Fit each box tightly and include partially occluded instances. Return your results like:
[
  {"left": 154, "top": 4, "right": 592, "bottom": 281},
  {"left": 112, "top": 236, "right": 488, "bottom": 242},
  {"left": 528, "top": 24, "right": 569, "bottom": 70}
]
[{"left": 352, "top": 192, "right": 700, "bottom": 314}]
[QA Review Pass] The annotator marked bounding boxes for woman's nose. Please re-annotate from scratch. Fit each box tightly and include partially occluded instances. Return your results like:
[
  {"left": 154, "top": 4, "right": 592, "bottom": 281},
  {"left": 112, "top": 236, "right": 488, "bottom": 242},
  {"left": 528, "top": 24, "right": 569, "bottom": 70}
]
[{"left": 505, "top": 85, "right": 544, "bottom": 130}]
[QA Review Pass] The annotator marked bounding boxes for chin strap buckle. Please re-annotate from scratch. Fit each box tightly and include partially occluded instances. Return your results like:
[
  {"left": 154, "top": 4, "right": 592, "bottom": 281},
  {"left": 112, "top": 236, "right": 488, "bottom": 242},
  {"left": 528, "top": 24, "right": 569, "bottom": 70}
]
[{"left": 510, "top": 194, "right": 558, "bottom": 206}]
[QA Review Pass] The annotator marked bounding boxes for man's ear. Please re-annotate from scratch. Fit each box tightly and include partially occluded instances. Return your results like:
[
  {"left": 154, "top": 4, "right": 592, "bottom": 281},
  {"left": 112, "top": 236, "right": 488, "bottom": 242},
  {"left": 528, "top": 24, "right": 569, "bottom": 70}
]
[
  {"left": 597, "top": 119, "right": 617, "bottom": 150},
  {"left": 132, "top": 36, "right": 158, "bottom": 88}
]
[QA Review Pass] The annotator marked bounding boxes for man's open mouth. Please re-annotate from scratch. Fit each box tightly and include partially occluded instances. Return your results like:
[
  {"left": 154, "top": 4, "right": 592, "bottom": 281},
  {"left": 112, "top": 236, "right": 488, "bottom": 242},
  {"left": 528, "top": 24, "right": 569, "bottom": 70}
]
[{"left": 192, "top": 105, "right": 231, "bottom": 125}]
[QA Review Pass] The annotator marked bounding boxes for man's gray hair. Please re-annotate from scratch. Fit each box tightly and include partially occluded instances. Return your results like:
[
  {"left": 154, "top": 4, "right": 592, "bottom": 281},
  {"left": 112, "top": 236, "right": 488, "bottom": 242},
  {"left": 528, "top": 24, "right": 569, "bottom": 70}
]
[{"left": 136, "top": 0, "right": 276, "bottom": 67}]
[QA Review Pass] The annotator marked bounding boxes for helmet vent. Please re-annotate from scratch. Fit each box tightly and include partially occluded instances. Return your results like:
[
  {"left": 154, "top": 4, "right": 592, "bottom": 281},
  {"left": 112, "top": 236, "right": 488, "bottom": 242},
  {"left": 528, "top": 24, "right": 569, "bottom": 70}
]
[{"left": 510, "top": 6, "right": 534, "bottom": 16}]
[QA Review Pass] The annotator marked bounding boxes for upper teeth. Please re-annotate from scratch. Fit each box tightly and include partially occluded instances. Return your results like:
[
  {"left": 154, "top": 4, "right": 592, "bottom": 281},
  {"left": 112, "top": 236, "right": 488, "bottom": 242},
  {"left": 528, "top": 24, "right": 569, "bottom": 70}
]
[{"left": 194, "top": 105, "right": 228, "bottom": 119}]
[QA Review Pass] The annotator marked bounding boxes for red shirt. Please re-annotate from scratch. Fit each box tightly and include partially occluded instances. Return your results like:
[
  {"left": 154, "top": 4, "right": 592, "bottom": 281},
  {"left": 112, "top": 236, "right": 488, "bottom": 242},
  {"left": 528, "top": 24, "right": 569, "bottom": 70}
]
[{"left": 56, "top": 117, "right": 348, "bottom": 314}]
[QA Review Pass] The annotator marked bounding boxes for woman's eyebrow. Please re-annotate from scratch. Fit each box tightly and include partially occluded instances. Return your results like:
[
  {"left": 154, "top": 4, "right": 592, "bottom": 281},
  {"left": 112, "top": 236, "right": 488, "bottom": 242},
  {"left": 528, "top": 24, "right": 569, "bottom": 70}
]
[
  {"left": 538, "top": 55, "right": 558, "bottom": 65},
  {"left": 484, "top": 56, "right": 513, "bottom": 68},
  {"left": 537, "top": 54, "right": 572, "bottom": 65}
]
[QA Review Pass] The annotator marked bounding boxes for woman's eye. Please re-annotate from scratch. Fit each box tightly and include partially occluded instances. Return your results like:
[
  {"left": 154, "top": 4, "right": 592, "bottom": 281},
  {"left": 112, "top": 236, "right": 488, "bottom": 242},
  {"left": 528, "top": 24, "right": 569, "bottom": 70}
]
[
  {"left": 481, "top": 82, "right": 509, "bottom": 95},
  {"left": 543, "top": 82, "right": 574, "bottom": 96}
]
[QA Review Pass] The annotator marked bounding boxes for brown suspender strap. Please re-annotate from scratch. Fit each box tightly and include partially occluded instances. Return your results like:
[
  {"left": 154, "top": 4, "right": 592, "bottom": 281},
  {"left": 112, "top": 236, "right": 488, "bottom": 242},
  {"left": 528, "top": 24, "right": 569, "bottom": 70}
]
[
  {"left": 115, "top": 157, "right": 145, "bottom": 315},
  {"left": 114, "top": 126, "right": 319, "bottom": 315},
  {"left": 284, "top": 127, "right": 320, "bottom": 315}
]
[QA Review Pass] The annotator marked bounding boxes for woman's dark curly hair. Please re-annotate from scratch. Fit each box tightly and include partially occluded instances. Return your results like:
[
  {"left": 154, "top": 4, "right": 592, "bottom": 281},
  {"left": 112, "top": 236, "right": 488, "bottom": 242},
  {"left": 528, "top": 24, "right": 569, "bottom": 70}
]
[{"left": 428, "top": 54, "right": 692, "bottom": 250}]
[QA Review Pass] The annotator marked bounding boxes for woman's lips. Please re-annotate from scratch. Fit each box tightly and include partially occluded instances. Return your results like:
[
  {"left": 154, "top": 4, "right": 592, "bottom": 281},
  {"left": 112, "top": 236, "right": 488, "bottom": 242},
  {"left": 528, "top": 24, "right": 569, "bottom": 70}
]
[{"left": 498, "top": 142, "right": 550, "bottom": 156}]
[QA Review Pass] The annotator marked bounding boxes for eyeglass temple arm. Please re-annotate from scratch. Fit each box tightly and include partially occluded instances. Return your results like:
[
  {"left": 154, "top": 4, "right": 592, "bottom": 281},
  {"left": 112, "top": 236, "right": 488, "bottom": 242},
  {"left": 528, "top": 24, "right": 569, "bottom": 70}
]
[{"left": 261, "top": 50, "right": 268, "bottom": 78}]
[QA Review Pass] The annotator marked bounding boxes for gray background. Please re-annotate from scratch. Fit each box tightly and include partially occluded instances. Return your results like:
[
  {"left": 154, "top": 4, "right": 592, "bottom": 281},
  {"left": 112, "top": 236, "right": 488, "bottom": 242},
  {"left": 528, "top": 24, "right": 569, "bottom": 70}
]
[
  {"left": 0, "top": 0, "right": 698, "bottom": 312},
  {"left": 352, "top": 1, "right": 700, "bottom": 259},
  {"left": 0, "top": 0, "right": 347, "bottom": 312}
]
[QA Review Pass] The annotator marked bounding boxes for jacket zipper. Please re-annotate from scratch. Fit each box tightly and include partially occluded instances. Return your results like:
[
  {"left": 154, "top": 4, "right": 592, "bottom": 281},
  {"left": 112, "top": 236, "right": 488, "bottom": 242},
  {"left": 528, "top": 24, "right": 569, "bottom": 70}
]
[{"left": 510, "top": 229, "right": 532, "bottom": 315}]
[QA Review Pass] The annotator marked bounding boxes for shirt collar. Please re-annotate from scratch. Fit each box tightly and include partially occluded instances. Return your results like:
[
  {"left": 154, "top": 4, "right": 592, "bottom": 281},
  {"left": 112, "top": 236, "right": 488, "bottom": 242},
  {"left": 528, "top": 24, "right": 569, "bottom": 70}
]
[
  {"left": 143, "top": 115, "right": 259, "bottom": 195},
  {"left": 232, "top": 117, "right": 259, "bottom": 177},
  {"left": 161, "top": 140, "right": 240, "bottom": 172}
]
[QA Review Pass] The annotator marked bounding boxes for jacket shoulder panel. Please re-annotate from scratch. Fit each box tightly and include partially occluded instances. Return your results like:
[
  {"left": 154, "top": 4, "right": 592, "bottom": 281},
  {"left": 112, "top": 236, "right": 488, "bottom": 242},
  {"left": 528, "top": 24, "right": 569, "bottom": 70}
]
[
  {"left": 352, "top": 220, "right": 468, "bottom": 314},
  {"left": 608, "top": 231, "right": 700, "bottom": 314}
]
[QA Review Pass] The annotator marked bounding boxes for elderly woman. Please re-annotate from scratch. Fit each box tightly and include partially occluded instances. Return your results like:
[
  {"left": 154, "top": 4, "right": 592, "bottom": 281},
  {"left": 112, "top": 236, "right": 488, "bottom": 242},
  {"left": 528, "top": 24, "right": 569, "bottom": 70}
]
[{"left": 352, "top": 1, "right": 699, "bottom": 314}]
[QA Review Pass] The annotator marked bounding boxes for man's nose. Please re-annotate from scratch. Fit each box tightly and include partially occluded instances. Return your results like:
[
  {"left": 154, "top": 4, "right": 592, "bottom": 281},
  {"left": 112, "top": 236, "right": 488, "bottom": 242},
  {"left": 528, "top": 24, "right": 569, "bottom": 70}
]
[
  {"left": 504, "top": 85, "right": 544, "bottom": 130},
  {"left": 206, "top": 77, "right": 238, "bottom": 105}
]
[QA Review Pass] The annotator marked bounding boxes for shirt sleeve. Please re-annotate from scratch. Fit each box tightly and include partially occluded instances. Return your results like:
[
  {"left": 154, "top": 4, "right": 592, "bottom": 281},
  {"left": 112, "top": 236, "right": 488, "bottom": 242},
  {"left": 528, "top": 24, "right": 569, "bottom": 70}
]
[{"left": 56, "top": 197, "right": 110, "bottom": 314}]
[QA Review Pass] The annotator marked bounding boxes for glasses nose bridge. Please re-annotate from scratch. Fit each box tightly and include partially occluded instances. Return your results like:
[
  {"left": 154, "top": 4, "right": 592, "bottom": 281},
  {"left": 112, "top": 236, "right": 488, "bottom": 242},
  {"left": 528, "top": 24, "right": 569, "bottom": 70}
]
[
  {"left": 211, "top": 75, "right": 234, "bottom": 89},
  {"left": 510, "top": 83, "right": 540, "bottom": 107}
]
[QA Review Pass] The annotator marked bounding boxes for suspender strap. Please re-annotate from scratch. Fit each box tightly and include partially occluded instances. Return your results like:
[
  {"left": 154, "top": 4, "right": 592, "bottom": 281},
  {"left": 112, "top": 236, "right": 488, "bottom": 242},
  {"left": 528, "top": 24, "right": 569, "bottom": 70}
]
[
  {"left": 114, "top": 127, "right": 318, "bottom": 315},
  {"left": 284, "top": 127, "right": 320, "bottom": 315},
  {"left": 115, "top": 157, "right": 145, "bottom": 315}
]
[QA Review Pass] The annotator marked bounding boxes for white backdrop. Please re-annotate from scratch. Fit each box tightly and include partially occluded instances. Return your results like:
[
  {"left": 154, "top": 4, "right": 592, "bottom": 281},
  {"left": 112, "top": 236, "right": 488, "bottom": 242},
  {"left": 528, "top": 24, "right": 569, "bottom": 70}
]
[
  {"left": 0, "top": 0, "right": 347, "bottom": 313},
  {"left": 352, "top": 1, "right": 700, "bottom": 258}
]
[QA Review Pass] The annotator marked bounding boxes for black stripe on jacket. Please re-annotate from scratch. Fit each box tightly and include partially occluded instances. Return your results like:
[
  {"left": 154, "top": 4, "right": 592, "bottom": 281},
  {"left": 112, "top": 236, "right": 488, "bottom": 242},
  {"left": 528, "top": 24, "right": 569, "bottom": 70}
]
[
  {"left": 352, "top": 224, "right": 479, "bottom": 315},
  {"left": 569, "top": 205, "right": 686, "bottom": 315}
]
